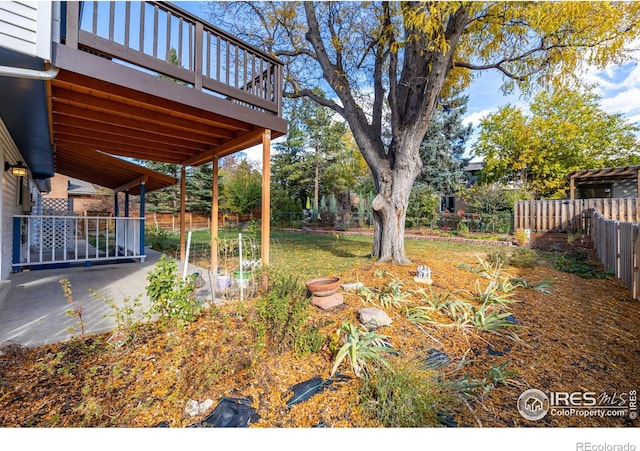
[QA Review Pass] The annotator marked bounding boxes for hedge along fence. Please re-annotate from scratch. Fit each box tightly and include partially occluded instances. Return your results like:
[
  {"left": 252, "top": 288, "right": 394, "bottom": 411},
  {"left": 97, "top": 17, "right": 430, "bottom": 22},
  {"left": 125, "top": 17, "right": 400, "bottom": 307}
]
[
  {"left": 514, "top": 198, "right": 640, "bottom": 233},
  {"left": 591, "top": 208, "right": 640, "bottom": 300}
]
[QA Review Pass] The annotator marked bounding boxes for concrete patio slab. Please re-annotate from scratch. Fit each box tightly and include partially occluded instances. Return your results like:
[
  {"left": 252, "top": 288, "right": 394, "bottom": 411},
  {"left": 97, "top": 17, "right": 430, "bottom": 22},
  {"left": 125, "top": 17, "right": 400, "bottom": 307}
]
[{"left": 0, "top": 248, "right": 213, "bottom": 348}]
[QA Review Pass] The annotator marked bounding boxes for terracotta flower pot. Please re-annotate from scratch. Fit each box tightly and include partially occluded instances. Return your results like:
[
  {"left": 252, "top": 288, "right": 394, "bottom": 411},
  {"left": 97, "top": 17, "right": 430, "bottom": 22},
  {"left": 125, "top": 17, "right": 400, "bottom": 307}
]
[{"left": 305, "top": 277, "right": 341, "bottom": 297}]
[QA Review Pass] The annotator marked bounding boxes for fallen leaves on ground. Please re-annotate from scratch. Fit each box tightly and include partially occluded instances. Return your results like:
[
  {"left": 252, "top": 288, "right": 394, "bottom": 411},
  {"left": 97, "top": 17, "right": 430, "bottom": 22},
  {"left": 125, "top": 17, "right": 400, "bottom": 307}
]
[{"left": 0, "top": 233, "right": 638, "bottom": 428}]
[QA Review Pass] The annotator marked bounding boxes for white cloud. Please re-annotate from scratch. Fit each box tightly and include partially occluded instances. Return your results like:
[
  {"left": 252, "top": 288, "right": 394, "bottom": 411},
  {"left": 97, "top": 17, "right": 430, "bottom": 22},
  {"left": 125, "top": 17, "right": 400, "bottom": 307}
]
[
  {"left": 600, "top": 87, "right": 640, "bottom": 115},
  {"left": 463, "top": 109, "right": 495, "bottom": 127}
]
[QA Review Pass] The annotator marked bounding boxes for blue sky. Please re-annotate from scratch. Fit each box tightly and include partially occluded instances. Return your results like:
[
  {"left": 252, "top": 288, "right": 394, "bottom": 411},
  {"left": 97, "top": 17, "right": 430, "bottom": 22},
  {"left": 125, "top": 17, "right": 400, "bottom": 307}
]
[{"left": 176, "top": 1, "right": 640, "bottom": 162}]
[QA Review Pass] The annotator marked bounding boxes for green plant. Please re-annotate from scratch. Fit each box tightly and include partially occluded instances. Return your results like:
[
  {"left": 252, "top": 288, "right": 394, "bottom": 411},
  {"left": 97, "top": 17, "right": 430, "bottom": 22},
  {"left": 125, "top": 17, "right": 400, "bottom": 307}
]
[
  {"left": 59, "top": 279, "right": 86, "bottom": 338},
  {"left": 510, "top": 277, "right": 554, "bottom": 294},
  {"left": 508, "top": 247, "right": 538, "bottom": 269},
  {"left": 254, "top": 271, "right": 311, "bottom": 354},
  {"left": 404, "top": 306, "right": 433, "bottom": 324},
  {"left": 415, "top": 287, "right": 452, "bottom": 311},
  {"left": 553, "top": 251, "right": 612, "bottom": 279},
  {"left": 331, "top": 321, "right": 392, "bottom": 378},
  {"left": 293, "top": 325, "right": 325, "bottom": 355},
  {"left": 450, "top": 361, "right": 517, "bottom": 398},
  {"left": 247, "top": 219, "right": 259, "bottom": 238},
  {"left": 484, "top": 360, "right": 518, "bottom": 392},
  {"left": 146, "top": 227, "right": 172, "bottom": 251},
  {"left": 94, "top": 289, "right": 144, "bottom": 341},
  {"left": 379, "top": 279, "right": 413, "bottom": 309},
  {"left": 145, "top": 254, "right": 199, "bottom": 323},
  {"left": 467, "top": 279, "right": 516, "bottom": 306},
  {"left": 513, "top": 228, "right": 529, "bottom": 246},
  {"left": 483, "top": 251, "right": 509, "bottom": 273},
  {"left": 358, "top": 360, "right": 444, "bottom": 427}
]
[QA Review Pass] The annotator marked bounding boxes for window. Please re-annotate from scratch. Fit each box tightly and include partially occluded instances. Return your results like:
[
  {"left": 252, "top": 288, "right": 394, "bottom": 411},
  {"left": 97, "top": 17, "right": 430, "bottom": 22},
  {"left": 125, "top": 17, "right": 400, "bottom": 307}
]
[{"left": 440, "top": 196, "right": 455, "bottom": 213}]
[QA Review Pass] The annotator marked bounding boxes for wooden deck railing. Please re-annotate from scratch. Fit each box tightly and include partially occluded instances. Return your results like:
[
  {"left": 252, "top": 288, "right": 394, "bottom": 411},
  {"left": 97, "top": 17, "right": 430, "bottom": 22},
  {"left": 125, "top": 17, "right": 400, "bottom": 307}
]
[
  {"left": 514, "top": 198, "right": 640, "bottom": 233},
  {"left": 591, "top": 209, "right": 640, "bottom": 300},
  {"left": 63, "top": 1, "right": 282, "bottom": 115}
]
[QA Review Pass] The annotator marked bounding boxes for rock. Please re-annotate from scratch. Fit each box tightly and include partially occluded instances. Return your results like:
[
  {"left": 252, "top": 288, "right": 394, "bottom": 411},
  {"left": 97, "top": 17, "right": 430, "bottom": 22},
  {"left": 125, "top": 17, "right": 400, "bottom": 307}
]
[
  {"left": 358, "top": 307, "right": 392, "bottom": 329},
  {"left": 311, "top": 293, "right": 344, "bottom": 310},
  {"left": 341, "top": 282, "right": 364, "bottom": 292},
  {"left": 185, "top": 398, "right": 214, "bottom": 417}
]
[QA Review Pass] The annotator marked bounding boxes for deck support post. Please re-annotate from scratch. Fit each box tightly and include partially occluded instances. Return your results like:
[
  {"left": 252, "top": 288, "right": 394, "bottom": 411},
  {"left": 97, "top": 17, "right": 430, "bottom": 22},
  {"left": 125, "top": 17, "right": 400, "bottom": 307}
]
[
  {"left": 180, "top": 166, "right": 186, "bottom": 261},
  {"left": 261, "top": 129, "right": 271, "bottom": 266},
  {"left": 211, "top": 155, "right": 219, "bottom": 272},
  {"left": 139, "top": 182, "right": 146, "bottom": 260}
]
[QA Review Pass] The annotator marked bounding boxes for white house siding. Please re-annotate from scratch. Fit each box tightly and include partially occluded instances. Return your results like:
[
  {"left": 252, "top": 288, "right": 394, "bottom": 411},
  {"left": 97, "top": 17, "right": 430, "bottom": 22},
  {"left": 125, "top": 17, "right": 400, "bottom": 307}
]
[
  {"left": 0, "top": 1, "right": 52, "bottom": 60},
  {"left": 0, "top": 118, "right": 34, "bottom": 280}
]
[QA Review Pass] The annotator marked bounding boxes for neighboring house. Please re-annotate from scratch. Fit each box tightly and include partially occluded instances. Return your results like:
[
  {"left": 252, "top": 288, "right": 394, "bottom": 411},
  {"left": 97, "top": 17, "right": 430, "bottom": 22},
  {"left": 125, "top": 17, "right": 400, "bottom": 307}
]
[
  {"left": 567, "top": 166, "right": 640, "bottom": 200},
  {"left": 0, "top": 1, "right": 287, "bottom": 292},
  {"left": 44, "top": 173, "right": 113, "bottom": 215},
  {"left": 439, "top": 160, "right": 484, "bottom": 213}
]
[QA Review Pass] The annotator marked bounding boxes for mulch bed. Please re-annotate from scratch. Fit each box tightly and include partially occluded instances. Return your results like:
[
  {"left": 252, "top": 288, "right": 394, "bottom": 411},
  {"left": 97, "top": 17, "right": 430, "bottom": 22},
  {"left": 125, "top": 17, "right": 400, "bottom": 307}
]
[{"left": 0, "top": 238, "right": 638, "bottom": 428}]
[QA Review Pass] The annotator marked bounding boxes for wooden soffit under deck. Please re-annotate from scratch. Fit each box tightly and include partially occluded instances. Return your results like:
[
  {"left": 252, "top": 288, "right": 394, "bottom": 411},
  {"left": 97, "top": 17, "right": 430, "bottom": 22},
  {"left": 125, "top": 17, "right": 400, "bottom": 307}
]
[
  {"left": 54, "top": 147, "right": 177, "bottom": 195},
  {"left": 49, "top": 44, "right": 286, "bottom": 167}
]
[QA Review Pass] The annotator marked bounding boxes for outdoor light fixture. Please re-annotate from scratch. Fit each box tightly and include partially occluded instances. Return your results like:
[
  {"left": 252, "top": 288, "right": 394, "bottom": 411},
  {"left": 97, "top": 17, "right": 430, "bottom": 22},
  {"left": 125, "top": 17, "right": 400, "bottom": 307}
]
[{"left": 4, "top": 161, "right": 27, "bottom": 177}]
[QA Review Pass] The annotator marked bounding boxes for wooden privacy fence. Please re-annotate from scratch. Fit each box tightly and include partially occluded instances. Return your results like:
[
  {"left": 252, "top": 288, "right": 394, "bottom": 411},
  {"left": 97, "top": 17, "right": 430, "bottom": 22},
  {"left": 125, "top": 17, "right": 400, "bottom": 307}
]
[
  {"left": 514, "top": 198, "right": 640, "bottom": 233},
  {"left": 591, "top": 209, "right": 640, "bottom": 300},
  {"left": 142, "top": 211, "right": 262, "bottom": 232}
]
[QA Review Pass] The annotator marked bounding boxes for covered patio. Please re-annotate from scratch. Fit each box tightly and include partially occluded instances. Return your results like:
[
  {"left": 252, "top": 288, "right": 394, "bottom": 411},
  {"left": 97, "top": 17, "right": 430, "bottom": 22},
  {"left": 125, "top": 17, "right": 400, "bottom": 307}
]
[
  {"left": 12, "top": 148, "right": 178, "bottom": 271},
  {"left": 44, "top": 1, "right": 287, "bottom": 272}
]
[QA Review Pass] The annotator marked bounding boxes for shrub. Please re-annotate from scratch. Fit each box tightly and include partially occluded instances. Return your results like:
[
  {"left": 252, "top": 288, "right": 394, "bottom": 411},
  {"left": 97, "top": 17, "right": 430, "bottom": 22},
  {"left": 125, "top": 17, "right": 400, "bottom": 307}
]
[
  {"left": 145, "top": 254, "right": 199, "bottom": 323},
  {"left": 508, "top": 247, "right": 538, "bottom": 268},
  {"left": 358, "top": 360, "right": 444, "bottom": 427},
  {"left": 254, "top": 272, "right": 314, "bottom": 354},
  {"left": 513, "top": 229, "right": 529, "bottom": 246},
  {"left": 486, "top": 248, "right": 538, "bottom": 269},
  {"left": 553, "top": 251, "right": 612, "bottom": 279},
  {"left": 407, "top": 183, "right": 439, "bottom": 226},
  {"left": 146, "top": 227, "right": 172, "bottom": 251}
]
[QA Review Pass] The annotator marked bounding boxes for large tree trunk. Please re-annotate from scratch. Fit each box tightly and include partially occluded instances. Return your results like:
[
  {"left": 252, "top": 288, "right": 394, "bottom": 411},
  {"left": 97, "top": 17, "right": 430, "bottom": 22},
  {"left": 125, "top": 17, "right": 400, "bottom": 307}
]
[{"left": 370, "top": 133, "right": 424, "bottom": 263}]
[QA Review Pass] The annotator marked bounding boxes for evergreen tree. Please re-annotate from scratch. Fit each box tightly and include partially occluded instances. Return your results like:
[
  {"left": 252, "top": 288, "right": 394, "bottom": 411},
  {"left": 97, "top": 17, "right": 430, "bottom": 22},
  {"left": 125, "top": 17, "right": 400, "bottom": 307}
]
[
  {"left": 270, "top": 112, "right": 309, "bottom": 212},
  {"left": 143, "top": 161, "right": 181, "bottom": 212},
  {"left": 186, "top": 163, "right": 213, "bottom": 215},
  {"left": 418, "top": 92, "right": 472, "bottom": 195}
]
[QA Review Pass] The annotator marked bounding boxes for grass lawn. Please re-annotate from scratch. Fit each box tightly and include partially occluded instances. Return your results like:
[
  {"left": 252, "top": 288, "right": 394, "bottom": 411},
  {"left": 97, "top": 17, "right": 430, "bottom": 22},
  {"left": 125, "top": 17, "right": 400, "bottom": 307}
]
[{"left": 149, "top": 228, "right": 502, "bottom": 281}]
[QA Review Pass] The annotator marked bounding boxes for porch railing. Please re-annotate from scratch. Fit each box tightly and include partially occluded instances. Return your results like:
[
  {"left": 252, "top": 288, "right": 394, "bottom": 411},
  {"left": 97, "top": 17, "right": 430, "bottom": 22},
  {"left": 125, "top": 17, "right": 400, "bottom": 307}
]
[
  {"left": 62, "top": 1, "right": 283, "bottom": 116},
  {"left": 12, "top": 215, "right": 145, "bottom": 270}
]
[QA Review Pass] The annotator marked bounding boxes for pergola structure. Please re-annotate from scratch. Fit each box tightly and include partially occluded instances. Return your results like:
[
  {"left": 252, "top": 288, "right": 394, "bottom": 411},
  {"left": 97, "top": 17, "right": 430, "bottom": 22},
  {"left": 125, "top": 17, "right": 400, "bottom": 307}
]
[
  {"left": 567, "top": 166, "right": 640, "bottom": 200},
  {"left": 36, "top": 1, "right": 286, "bottom": 270}
]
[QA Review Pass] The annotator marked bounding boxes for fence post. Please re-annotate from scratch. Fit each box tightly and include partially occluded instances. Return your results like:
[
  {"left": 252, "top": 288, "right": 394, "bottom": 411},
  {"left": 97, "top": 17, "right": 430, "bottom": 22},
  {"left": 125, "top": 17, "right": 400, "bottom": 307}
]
[{"left": 633, "top": 224, "right": 639, "bottom": 300}]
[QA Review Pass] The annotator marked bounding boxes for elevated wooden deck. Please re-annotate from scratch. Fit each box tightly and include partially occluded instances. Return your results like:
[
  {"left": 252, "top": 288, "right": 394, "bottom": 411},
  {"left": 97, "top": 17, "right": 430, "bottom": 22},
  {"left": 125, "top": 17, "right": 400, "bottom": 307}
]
[{"left": 50, "top": 1, "right": 286, "bottom": 172}]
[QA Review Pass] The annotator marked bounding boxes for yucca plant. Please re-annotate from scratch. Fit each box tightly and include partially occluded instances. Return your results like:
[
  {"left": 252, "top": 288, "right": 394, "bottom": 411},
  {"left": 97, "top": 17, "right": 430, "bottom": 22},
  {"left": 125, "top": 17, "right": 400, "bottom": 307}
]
[
  {"left": 468, "top": 279, "right": 516, "bottom": 306},
  {"left": 470, "top": 305, "right": 518, "bottom": 332},
  {"left": 415, "top": 287, "right": 451, "bottom": 310},
  {"left": 404, "top": 305, "right": 433, "bottom": 324},
  {"left": 331, "top": 322, "right": 392, "bottom": 378},
  {"left": 379, "top": 279, "right": 413, "bottom": 309}
]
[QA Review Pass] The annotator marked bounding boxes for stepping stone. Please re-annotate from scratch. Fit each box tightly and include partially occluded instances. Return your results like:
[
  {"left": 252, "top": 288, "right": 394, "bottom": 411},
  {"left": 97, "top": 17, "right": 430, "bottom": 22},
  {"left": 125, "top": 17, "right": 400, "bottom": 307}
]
[
  {"left": 358, "top": 307, "right": 392, "bottom": 329},
  {"left": 311, "top": 293, "right": 344, "bottom": 310}
]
